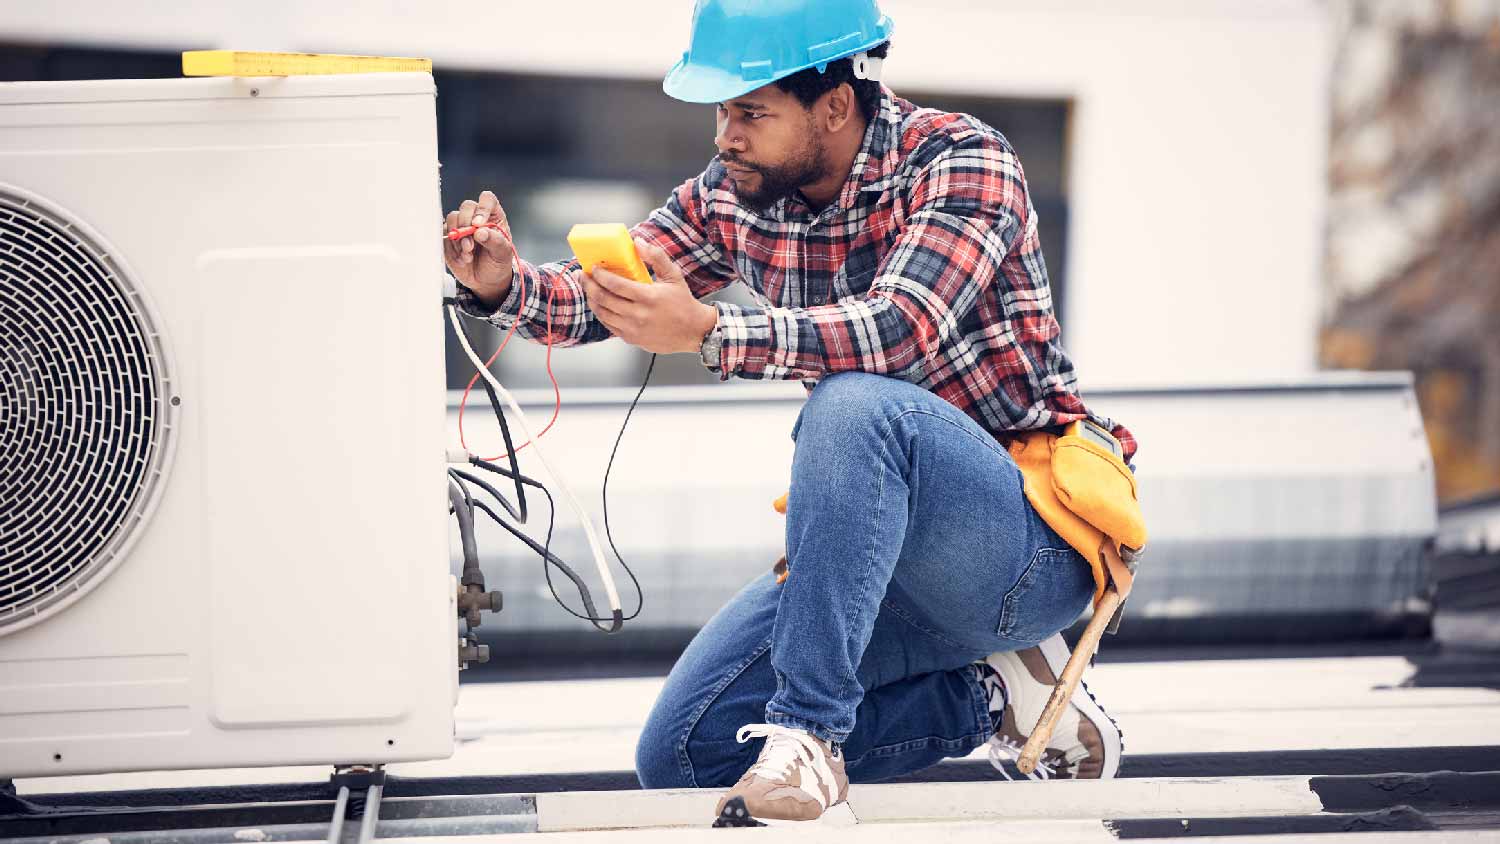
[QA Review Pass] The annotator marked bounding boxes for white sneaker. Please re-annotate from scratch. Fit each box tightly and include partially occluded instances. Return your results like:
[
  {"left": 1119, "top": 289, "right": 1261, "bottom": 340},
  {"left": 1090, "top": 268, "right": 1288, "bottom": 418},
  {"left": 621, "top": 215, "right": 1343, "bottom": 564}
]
[
  {"left": 974, "top": 632, "right": 1123, "bottom": 779},
  {"left": 712, "top": 724, "right": 848, "bottom": 826}
]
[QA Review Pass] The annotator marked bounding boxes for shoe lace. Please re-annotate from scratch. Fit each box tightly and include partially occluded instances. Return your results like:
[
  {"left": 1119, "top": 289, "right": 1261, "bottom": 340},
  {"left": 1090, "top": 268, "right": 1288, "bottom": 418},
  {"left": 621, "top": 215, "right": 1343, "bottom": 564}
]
[
  {"left": 986, "top": 733, "right": 1056, "bottom": 781},
  {"left": 736, "top": 724, "right": 825, "bottom": 782}
]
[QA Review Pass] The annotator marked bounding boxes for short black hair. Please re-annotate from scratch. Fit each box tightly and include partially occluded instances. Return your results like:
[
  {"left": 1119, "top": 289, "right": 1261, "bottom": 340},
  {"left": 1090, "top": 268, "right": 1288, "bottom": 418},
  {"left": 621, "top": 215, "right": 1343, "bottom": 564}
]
[{"left": 773, "top": 41, "right": 890, "bottom": 124}]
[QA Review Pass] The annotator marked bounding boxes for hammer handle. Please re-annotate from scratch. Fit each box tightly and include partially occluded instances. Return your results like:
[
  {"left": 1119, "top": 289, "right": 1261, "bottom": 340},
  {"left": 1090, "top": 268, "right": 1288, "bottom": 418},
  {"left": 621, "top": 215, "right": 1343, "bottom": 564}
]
[{"left": 1016, "top": 586, "right": 1123, "bottom": 775}]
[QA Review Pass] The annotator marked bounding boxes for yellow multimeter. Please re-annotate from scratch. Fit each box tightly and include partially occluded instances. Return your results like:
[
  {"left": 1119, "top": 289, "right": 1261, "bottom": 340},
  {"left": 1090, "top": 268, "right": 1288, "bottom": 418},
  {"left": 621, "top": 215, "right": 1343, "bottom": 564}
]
[
  {"left": 1064, "top": 418, "right": 1125, "bottom": 460},
  {"left": 567, "top": 223, "right": 653, "bottom": 284}
]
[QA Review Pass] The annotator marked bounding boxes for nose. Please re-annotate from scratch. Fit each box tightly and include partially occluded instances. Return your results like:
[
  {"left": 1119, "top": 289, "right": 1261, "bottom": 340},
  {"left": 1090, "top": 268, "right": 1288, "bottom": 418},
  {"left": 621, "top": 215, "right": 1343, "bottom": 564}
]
[{"left": 714, "top": 113, "right": 745, "bottom": 157}]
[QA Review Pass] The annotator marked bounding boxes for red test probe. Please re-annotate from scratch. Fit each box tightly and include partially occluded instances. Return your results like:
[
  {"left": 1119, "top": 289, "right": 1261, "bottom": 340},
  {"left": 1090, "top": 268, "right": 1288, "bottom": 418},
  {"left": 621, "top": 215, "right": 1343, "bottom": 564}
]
[{"left": 445, "top": 219, "right": 562, "bottom": 461}]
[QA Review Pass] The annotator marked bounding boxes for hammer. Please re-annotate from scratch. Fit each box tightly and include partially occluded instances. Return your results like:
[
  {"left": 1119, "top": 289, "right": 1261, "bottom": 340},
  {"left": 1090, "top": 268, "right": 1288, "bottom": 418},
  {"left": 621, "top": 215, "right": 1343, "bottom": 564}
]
[{"left": 1015, "top": 580, "right": 1125, "bottom": 775}]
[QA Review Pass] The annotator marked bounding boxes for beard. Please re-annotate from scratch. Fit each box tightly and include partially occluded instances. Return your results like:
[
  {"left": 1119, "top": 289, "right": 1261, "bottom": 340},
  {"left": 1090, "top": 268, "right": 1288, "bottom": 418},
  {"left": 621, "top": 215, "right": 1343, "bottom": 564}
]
[{"left": 720, "top": 133, "right": 830, "bottom": 215}]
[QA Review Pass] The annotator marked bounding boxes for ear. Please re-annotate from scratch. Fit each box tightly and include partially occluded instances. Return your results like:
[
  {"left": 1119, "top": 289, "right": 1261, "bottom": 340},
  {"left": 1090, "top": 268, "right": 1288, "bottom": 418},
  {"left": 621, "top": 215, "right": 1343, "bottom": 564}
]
[{"left": 821, "top": 83, "right": 855, "bottom": 133}]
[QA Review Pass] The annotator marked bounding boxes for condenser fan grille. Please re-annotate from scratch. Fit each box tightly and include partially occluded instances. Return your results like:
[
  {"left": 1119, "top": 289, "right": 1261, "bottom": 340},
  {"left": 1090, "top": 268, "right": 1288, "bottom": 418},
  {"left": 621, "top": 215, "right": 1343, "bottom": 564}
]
[{"left": 0, "top": 185, "right": 176, "bottom": 634}]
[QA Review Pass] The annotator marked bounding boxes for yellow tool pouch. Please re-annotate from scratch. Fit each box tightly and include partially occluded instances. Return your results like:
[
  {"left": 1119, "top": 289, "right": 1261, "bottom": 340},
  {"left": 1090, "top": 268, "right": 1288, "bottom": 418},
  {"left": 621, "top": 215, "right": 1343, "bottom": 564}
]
[{"left": 1008, "top": 425, "right": 1147, "bottom": 614}]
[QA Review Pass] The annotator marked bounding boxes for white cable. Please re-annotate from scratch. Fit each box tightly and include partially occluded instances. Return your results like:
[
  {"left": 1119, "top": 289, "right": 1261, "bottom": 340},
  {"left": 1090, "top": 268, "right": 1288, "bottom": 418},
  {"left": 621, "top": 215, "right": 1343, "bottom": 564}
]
[{"left": 446, "top": 304, "right": 624, "bottom": 620}]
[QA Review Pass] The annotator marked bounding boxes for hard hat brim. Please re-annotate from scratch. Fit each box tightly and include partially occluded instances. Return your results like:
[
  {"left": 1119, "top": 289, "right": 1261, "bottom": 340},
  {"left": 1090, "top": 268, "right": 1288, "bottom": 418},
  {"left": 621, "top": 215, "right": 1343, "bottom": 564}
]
[{"left": 663, "top": 59, "right": 771, "bottom": 105}]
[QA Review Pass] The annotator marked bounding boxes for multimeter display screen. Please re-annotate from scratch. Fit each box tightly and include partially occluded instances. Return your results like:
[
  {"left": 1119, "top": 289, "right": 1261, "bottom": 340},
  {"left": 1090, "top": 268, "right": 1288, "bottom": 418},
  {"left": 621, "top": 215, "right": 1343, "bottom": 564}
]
[{"left": 1077, "top": 421, "right": 1122, "bottom": 458}]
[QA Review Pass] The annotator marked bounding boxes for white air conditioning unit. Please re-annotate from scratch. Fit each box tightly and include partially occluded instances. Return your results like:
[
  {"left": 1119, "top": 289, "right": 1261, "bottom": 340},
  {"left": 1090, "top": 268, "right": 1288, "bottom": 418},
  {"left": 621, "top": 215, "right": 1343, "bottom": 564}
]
[{"left": 0, "top": 73, "right": 457, "bottom": 779}]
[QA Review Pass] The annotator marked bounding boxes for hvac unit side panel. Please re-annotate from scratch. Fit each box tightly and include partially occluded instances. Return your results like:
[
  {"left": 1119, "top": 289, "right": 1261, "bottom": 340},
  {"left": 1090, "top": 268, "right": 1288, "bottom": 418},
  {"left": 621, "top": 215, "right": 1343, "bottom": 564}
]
[
  {"left": 196, "top": 248, "right": 413, "bottom": 729},
  {"left": 0, "top": 76, "right": 454, "bottom": 777}
]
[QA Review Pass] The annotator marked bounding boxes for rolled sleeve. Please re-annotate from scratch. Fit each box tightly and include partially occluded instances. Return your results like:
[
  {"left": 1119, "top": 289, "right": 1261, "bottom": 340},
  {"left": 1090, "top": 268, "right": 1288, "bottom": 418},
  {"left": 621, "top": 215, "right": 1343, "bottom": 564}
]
[{"left": 707, "top": 300, "right": 773, "bottom": 380}]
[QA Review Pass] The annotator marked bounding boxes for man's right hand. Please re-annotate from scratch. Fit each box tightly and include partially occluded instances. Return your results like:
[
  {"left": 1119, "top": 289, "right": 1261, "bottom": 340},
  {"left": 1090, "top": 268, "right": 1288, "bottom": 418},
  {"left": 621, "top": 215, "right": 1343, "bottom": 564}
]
[{"left": 443, "top": 190, "right": 515, "bottom": 307}]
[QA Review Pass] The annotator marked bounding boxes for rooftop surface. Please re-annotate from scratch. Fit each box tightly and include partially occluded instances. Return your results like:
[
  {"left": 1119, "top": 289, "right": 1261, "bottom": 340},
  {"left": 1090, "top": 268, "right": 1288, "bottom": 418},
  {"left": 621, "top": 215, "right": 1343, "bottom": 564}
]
[{"left": 7, "top": 641, "right": 1500, "bottom": 841}]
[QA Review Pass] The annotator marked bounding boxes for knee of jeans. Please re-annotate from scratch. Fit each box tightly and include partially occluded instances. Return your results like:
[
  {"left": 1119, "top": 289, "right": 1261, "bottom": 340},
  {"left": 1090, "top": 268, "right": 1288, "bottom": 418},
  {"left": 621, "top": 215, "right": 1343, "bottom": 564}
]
[
  {"left": 635, "top": 712, "right": 690, "bottom": 789},
  {"left": 795, "top": 372, "right": 905, "bottom": 444}
]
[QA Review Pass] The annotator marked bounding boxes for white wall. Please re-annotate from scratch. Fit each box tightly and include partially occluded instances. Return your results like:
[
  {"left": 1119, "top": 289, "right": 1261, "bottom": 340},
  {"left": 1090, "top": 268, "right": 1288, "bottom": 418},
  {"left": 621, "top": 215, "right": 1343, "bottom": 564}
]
[{"left": 0, "top": 0, "right": 1331, "bottom": 383}]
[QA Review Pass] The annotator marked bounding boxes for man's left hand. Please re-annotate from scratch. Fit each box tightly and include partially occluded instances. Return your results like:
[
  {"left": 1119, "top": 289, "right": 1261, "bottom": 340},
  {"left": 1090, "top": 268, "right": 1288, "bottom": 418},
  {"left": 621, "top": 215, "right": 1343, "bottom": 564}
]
[{"left": 581, "top": 238, "right": 718, "bottom": 355}]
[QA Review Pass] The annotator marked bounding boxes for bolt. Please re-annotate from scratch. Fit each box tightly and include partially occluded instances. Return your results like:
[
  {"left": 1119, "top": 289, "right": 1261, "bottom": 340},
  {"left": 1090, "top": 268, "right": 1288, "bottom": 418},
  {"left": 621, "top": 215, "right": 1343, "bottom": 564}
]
[
  {"left": 487, "top": 591, "right": 503, "bottom": 612},
  {"left": 250, "top": 88, "right": 260, "bottom": 98}
]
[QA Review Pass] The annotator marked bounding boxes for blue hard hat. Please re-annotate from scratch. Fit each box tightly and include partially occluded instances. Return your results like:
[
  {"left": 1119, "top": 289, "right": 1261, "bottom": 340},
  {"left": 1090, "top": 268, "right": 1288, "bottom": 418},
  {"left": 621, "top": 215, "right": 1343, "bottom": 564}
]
[{"left": 663, "top": 0, "right": 895, "bottom": 104}]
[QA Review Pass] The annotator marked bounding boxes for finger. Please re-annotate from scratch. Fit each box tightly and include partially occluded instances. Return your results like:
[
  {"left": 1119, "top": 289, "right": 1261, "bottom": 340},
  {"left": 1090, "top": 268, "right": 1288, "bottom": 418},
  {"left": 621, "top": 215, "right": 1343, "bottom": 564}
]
[
  {"left": 581, "top": 271, "right": 614, "bottom": 310},
  {"left": 584, "top": 272, "right": 631, "bottom": 314},
  {"left": 582, "top": 274, "right": 635, "bottom": 323},
  {"left": 444, "top": 236, "right": 460, "bottom": 270},
  {"left": 592, "top": 308, "right": 627, "bottom": 338},
  {"left": 474, "top": 219, "right": 512, "bottom": 260},
  {"left": 585, "top": 293, "right": 629, "bottom": 336},
  {"left": 593, "top": 266, "right": 650, "bottom": 301},
  {"left": 442, "top": 215, "right": 459, "bottom": 264},
  {"left": 444, "top": 211, "right": 460, "bottom": 258},
  {"left": 635, "top": 237, "right": 684, "bottom": 283},
  {"left": 484, "top": 204, "right": 512, "bottom": 241},
  {"left": 476, "top": 190, "right": 499, "bottom": 226},
  {"left": 475, "top": 231, "right": 512, "bottom": 266},
  {"left": 456, "top": 200, "right": 479, "bottom": 254},
  {"left": 598, "top": 321, "right": 627, "bottom": 341},
  {"left": 473, "top": 199, "right": 513, "bottom": 259}
]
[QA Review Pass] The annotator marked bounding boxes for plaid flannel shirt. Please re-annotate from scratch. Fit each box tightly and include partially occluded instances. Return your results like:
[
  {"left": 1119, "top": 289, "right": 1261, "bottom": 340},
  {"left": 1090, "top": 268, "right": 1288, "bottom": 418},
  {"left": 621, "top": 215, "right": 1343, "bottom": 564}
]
[{"left": 457, "top": 86, "right": 1136, "bottom": 460}]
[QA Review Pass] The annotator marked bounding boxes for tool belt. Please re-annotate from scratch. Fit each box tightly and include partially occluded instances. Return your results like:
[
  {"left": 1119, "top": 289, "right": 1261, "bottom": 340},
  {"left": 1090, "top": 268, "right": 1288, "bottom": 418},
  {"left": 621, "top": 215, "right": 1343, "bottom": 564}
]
[
  {"left": 1007, "top": 423, "right": 1147, "bottom": 633},
  {"left": 770, "top": 422, "right": 1146, "bottom": 631}
]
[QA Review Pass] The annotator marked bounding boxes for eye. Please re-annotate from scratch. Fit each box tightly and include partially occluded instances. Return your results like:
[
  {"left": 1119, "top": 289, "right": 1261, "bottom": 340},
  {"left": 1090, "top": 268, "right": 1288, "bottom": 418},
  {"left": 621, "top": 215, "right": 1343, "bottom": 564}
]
[{"left": 744, "top": 112, "right": 765, "bottom": 121}]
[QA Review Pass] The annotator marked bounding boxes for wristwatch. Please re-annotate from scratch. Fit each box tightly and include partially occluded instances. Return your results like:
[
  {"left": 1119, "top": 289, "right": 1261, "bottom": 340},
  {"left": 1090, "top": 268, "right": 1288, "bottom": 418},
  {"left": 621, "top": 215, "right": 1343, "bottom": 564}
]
[{"left": 699, "top": 313, "right": 723, "bottom": 370}]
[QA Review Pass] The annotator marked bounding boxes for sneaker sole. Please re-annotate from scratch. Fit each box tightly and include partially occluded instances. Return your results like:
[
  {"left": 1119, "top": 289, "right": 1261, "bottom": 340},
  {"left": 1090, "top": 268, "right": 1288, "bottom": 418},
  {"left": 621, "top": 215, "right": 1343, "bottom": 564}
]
[
  {"left": 1036, "top": 633, "right": 1124, "bottom": 779},
  {"left": 712, "top": 796, "right": 765, "bottom": 828},
  {"left": 711, "top": 796, "right": 853, "bottom": 828}
]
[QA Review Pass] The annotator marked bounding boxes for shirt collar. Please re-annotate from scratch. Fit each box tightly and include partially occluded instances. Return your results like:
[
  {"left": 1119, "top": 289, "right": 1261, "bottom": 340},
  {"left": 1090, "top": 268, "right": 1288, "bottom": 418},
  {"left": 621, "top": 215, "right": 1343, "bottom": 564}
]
[{"left": 833, "top": 85, "right": 903, "bottom": 211}]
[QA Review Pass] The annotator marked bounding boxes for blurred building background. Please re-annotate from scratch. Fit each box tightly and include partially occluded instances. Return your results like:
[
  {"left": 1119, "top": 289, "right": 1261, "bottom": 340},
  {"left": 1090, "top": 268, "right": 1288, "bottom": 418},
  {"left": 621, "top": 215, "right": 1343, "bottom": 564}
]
[{"left": 1321, "top": 0, "right": 1500, "bottom": 506}]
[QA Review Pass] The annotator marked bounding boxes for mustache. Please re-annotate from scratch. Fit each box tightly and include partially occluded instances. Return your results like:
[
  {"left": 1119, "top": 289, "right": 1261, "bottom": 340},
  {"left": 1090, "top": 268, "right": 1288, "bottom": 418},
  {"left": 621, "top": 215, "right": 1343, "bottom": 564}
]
[{"left": 716, "top": 153, "right": 759, "bottom": 170}]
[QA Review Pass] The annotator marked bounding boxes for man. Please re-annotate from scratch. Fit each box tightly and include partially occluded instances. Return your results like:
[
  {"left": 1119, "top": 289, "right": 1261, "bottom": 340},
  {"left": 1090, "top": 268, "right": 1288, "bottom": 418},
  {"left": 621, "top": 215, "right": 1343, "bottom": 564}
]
[{"left": 444, "top": 0, "right": 1135, "bottom": 825}]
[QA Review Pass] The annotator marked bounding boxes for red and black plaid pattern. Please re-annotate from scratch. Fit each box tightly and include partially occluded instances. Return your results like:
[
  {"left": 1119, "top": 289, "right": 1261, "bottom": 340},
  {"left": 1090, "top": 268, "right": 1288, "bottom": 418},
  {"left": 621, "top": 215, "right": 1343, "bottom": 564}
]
[{"left": 457, "top": 87, "right": 1136, "bottom": 460}]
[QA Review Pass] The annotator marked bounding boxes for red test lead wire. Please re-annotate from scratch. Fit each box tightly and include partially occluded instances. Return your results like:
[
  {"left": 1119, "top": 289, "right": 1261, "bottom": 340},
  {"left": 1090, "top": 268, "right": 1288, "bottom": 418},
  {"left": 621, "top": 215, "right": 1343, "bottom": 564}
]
[
  {"left": 446, "top": 221, "right": 503, "bottom": 241},
  {"left": 447, "top": 220, "right": 563, "bottom": 461}
]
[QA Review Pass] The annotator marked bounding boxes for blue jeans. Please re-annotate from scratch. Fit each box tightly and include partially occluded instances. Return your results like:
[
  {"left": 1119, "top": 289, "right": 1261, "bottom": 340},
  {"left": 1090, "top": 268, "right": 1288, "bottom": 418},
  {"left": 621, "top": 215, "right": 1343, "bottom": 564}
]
[{"left": 635, "top": 372, "right": 1095, "bottom": 787}]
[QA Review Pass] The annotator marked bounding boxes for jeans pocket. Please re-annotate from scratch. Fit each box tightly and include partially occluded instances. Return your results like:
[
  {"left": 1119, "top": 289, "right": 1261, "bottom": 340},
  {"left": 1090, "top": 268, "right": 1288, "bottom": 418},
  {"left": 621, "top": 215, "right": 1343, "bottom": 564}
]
[{"left": 994, "top": 546, "right": 1090, "bottom": 643}]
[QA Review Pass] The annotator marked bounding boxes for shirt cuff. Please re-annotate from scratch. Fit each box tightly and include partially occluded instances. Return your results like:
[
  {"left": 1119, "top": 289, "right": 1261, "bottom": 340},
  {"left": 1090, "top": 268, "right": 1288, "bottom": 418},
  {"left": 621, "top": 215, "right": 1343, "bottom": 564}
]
[
  {"left": 710, "top": 300, "right": 771, "bottom": 380},
  {"left": 453, "top": 265, "right": 527, "bottom": 327}
]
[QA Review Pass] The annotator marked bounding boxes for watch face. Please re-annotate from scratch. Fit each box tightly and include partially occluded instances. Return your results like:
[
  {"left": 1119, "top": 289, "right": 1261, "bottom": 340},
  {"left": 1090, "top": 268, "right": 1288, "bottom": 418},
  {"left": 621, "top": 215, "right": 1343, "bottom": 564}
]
[{"left": 701, "top": 329, "right": 721, "bottom": 366}]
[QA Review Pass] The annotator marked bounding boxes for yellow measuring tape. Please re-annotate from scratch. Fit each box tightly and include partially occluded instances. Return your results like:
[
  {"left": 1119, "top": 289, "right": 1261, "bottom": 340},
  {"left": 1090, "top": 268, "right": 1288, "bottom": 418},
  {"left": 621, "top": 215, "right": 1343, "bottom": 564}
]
[{"left": 182, "top": 51, "right": 432, "bottom": 77}]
